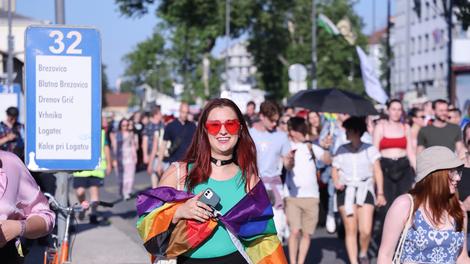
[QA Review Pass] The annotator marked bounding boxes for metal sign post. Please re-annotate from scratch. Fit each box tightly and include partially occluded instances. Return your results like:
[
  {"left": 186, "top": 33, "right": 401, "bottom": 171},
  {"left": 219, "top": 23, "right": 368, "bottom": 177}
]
[{"left": 25, "top": 25, "right": 101, "bottom": 171}]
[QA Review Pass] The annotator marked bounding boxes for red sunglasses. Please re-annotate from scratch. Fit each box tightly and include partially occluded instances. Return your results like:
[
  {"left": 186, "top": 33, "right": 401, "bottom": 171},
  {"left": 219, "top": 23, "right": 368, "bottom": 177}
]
[{"left": 205, "top": 119, "right": 241, "bottom": 135}]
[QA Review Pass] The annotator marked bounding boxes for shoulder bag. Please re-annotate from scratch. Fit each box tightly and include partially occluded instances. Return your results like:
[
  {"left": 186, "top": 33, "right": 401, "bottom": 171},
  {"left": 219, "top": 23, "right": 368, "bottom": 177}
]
[{"left": 392, "top": 194, "right": 414, "bottom": 264}]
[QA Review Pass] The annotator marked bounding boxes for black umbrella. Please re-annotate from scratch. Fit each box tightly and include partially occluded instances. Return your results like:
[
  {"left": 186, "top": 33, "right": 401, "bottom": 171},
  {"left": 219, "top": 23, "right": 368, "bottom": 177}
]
[{"left": 287, "top": 88, "right": 378, "bottom": 116}]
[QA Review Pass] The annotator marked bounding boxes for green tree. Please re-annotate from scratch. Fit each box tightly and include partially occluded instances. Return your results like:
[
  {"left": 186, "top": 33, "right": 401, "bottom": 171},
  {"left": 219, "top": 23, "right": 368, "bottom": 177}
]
[
  {"left": 247, "top": 0, "right": 290, "bottom": 99},
  {"left": 316, "top": 0, "right": 368, "bottom": 95},
  {"left": 117, "top": 0, "right": 253, "bottom": 102},
  {"left": 122, "top": 30, "right": 173, "bottom": 95},
  {"left": 246, "top": 0, "right": 368, "bottom": 98},
  {"left": 116, "top": 0, "right": 367, "bottom": 100}
]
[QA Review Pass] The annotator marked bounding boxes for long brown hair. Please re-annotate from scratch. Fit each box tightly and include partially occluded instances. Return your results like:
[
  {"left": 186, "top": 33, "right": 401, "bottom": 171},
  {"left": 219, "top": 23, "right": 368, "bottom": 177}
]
[
  {"left": 409, "top": 169, "right": 464, "bottom": 231},
  {"left": 307, "top": 111, "right": 322, "bottom": 140},
  {"left": 182, "top": 98, "right": 259, "bottom": 193}
]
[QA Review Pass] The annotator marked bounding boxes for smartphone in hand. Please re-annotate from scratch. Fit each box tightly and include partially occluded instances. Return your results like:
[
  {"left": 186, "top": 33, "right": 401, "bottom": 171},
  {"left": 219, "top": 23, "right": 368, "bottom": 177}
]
[
  {"left": 198, "top": 188, "right": 221, "bottom": 209},
  {"left": 329, "top": 121, "right": 335, "bottom": 136}
]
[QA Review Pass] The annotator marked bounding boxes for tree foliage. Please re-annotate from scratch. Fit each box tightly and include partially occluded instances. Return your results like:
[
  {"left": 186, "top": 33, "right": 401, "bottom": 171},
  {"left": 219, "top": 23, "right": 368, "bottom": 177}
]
[
  {"left": 116, "top": 0, "right": 368, "bottom": 100},
  {"left": 316, "top": 0, "right": 368, "bottom": 95},
  {"left": 121, "top": 30, "right": 173, "bottom": 95}
]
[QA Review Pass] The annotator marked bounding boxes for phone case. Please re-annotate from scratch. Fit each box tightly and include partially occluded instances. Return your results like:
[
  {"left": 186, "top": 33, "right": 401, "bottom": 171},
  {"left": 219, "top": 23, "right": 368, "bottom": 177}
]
[{"left": 198, "top": 188, "right": 220, "bottom": 208}]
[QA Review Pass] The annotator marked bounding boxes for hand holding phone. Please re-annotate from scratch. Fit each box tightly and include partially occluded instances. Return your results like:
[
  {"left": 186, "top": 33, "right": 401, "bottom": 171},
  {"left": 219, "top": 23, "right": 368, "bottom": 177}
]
[
  {"left": 198, "top": 188, "right": 220, "bottom": 209},
  {"left": 329, "top": 121, "right": 335, "bottom": 136}
]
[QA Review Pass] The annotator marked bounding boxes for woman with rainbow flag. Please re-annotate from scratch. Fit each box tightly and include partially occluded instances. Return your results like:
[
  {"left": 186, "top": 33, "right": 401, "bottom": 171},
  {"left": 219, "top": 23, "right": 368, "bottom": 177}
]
[{"left": 136, "top": 98, "right": 287, "bottom": 264}]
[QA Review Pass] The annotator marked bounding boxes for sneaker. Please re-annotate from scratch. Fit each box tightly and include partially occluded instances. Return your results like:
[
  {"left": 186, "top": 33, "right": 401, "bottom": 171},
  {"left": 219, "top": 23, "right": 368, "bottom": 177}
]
[
  {"left": 326, "top": 214, "right": 336, "bottom": 233},
  {"left": 359, "top": 255, "right": 369, "bottom": 264}
]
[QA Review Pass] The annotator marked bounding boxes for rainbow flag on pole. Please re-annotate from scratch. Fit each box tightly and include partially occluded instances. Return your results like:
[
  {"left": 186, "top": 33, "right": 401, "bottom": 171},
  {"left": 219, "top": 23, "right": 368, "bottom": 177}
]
[{"left": 136, "top": 181, "right": 287, "bottom": 263}]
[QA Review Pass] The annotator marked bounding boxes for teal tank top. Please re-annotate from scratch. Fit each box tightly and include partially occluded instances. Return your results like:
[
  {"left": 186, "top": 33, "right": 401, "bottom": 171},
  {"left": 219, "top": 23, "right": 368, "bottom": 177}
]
[{"left": 184, "top": 167, "right": 246, "bottom": 258}]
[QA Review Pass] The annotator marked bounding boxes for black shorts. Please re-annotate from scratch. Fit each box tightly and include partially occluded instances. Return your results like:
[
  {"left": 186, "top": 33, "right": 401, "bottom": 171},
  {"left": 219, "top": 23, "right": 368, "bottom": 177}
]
[
  {"left": 336, "top": 189, "right": 375, "bottom": 208},
  {"left": 177, "top": 251, "right": 248, "bottom": 264},
  {"left": 73, "top": 176, "right": 103, "bottom": 189}
]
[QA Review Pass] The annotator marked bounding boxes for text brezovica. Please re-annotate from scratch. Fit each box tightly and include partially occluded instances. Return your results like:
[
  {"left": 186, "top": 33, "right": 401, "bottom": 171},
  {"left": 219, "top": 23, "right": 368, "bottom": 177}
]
[{"left": 38, "top": 64, "right": 67, "bottom": 72}]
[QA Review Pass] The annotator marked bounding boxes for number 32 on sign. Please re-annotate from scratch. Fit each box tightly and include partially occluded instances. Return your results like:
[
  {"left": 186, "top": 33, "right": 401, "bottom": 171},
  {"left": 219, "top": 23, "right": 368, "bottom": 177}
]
[{"left": 25, "top": 25, "right": 101, "bottom": 171}]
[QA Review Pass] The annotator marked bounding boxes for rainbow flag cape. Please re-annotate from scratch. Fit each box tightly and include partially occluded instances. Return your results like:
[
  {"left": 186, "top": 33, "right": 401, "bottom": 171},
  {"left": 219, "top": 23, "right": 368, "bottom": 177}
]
[{"left": 136, "top": 181, "right": 287, "bottom": 263}]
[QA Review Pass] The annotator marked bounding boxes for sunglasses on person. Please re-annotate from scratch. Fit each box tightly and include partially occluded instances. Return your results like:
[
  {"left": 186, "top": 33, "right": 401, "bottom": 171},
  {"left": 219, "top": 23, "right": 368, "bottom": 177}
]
[{"left": 205, "top": 119, "right": 241, "bottom": 135}]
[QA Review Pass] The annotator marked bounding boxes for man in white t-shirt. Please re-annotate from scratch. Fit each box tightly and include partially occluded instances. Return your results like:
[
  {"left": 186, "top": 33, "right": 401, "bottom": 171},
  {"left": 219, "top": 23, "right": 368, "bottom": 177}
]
[
  {"left": 285, "top": 117, "right": 331, "bottom": 264},
  {"left": 250, "top": 101, "right": 294, "bottom": 241}
]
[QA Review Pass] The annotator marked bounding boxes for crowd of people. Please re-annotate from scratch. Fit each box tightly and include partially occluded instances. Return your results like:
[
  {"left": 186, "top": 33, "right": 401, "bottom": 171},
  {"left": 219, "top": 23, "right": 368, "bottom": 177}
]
[
  {"left": 131, "top": 97, "right": 470, "bottom": 264},
  {"left": 2, "top": 95, "right": 470, "bottom": 263},
  {"left": 229, "top": 98, "right": 470, "bottom": 264}
]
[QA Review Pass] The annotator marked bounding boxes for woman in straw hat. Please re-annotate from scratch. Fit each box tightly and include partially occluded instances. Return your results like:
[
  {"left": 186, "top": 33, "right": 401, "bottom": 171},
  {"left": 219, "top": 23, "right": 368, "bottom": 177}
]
[{"left": 377, "top": 146, "right": 470, "bottom": 263}]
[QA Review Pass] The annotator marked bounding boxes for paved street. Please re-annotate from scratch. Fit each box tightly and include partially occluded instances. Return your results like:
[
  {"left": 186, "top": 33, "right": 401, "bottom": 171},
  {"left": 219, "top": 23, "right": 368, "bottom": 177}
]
[{"left": 26, "top": 169, "right": 379, "bottom": 264}]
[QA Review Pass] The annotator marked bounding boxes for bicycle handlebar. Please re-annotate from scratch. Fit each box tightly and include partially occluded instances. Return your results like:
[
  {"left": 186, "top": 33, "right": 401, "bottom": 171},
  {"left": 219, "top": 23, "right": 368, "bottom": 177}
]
[{"left": 44, "top": 193, "right": 114, "bottom": 216}]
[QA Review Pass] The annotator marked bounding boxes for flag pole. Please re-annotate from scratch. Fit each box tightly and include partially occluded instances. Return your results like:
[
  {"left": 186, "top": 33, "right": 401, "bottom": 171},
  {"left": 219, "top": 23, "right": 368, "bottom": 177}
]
[{"left": 311, "top": 0, "right": 317, "bottom": 89}]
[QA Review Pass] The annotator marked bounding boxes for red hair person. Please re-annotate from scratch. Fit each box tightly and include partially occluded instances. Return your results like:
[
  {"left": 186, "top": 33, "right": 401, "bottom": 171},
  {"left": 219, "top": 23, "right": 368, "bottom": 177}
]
[
  {"left": 378, "top": 146, "right": 470, "bottom": 263},
  {"left": 158, "top": 98, "right": 286, "bottom": 263}
]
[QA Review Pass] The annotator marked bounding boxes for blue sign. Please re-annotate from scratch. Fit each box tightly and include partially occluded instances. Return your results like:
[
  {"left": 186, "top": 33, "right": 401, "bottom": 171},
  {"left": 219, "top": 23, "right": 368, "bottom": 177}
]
[{"left": 25, "top": 25, "right": 101, "bottom": 171}]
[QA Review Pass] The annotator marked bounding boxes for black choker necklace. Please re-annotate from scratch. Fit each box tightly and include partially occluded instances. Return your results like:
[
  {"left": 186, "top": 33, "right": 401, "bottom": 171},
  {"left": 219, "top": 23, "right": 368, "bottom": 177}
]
[{"left": 210, "top": 157, "right": 234, "bottom": 167}]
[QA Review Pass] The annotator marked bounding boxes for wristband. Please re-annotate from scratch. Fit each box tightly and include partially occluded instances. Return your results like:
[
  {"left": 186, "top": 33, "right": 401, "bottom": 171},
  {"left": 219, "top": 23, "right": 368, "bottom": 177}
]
[{"left": 18, "top": 220, "right": 26, "bottom": 237}]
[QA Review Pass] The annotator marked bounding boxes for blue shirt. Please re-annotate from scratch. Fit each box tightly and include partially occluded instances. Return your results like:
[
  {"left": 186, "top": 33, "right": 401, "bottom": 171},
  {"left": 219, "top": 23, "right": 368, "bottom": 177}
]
[
  {"left": 143, "top": 121, "right": 164, "bottom": 153},
  {"left": 0, "top": 121, "right": 24, "bottom": 160},
  {"left": 249, "top": 128, "right": 290, "bottom": 177},
  {"left": 401, "top": 210, "right": 465, "bottom": 264},
  {"left": 163, "top": 119, "right": 196, "bottom": 163}
]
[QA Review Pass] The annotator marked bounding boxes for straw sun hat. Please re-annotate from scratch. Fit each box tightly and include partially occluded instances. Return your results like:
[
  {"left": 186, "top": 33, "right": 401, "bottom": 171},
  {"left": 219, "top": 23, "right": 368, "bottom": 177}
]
[{"left": 415, "top": 146, "right": 464, "bottom": 183}]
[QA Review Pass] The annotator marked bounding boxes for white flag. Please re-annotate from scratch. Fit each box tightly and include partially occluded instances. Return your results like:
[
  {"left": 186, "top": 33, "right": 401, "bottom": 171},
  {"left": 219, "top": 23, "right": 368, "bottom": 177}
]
[{"left": 356, "top": 46, "right": 388, "bottom": 104}]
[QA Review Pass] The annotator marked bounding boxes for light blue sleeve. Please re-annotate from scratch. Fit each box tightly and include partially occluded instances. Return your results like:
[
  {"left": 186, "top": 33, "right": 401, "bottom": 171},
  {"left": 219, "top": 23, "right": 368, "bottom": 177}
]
[{"left": 280, "top": 133, "right": 291, "bottom": 157}]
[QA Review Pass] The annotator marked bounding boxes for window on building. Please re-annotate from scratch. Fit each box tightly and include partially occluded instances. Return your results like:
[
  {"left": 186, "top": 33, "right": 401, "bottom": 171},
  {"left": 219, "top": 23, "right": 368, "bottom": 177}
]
[
  {"left": 432, "top": 64, "right": 436, "bottom": 79},
  {"left": 424, "top": 65, "right": 429, "bottom": 80},
  {"left": 432, "top": 0, "right": 437, "bottom": 18},
  {"left": 411, "top": 37, "right": 415, "bottom": 54},
  {"left": 425, "top": 34, "right": 429, "bottom": 52},
  {"left": 418, "top": 67, "right": 422, "bottom": 81},
  {"left": 411, "top": 68, "right": 415, "bottom": 82},
  {"left": 425, "top": 1, "right": 430, "bottom": 21},
  {"left": 414, "top": 0, "right": 421, "bottom": 23},
  {"left": 440, "top": 29, "right": 445, "bottom": 49},
  {"left": 418, "top": 36, "right": 422, "bottom": 54}
]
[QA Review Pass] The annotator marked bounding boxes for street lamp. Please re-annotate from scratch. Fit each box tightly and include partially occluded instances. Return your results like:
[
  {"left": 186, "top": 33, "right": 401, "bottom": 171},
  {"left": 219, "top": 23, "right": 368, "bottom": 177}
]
[
  {"left": 155, "top": 60, "right": 161, "bottom": 91},
  {"left": 311, "top": 0, "right": 317, "bottom": 89}
]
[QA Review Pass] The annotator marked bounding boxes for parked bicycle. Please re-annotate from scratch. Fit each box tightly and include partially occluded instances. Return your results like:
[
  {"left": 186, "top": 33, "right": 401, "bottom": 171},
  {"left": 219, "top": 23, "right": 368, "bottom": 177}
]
[{"left": 43, "top": 193, "right": 113, "bottom": 264}]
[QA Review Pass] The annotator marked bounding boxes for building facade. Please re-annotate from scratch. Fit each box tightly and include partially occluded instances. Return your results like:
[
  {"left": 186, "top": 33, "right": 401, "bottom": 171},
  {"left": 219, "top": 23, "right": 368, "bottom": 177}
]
[
  {"left": 218, "top": 42, "right": 257, "bottom": 91},
  {"left": 391, "top": 0, "right": 470, "bottom": 102},
  {"left": 0, "top": 3, "right": 48, "bottom": 85}
]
